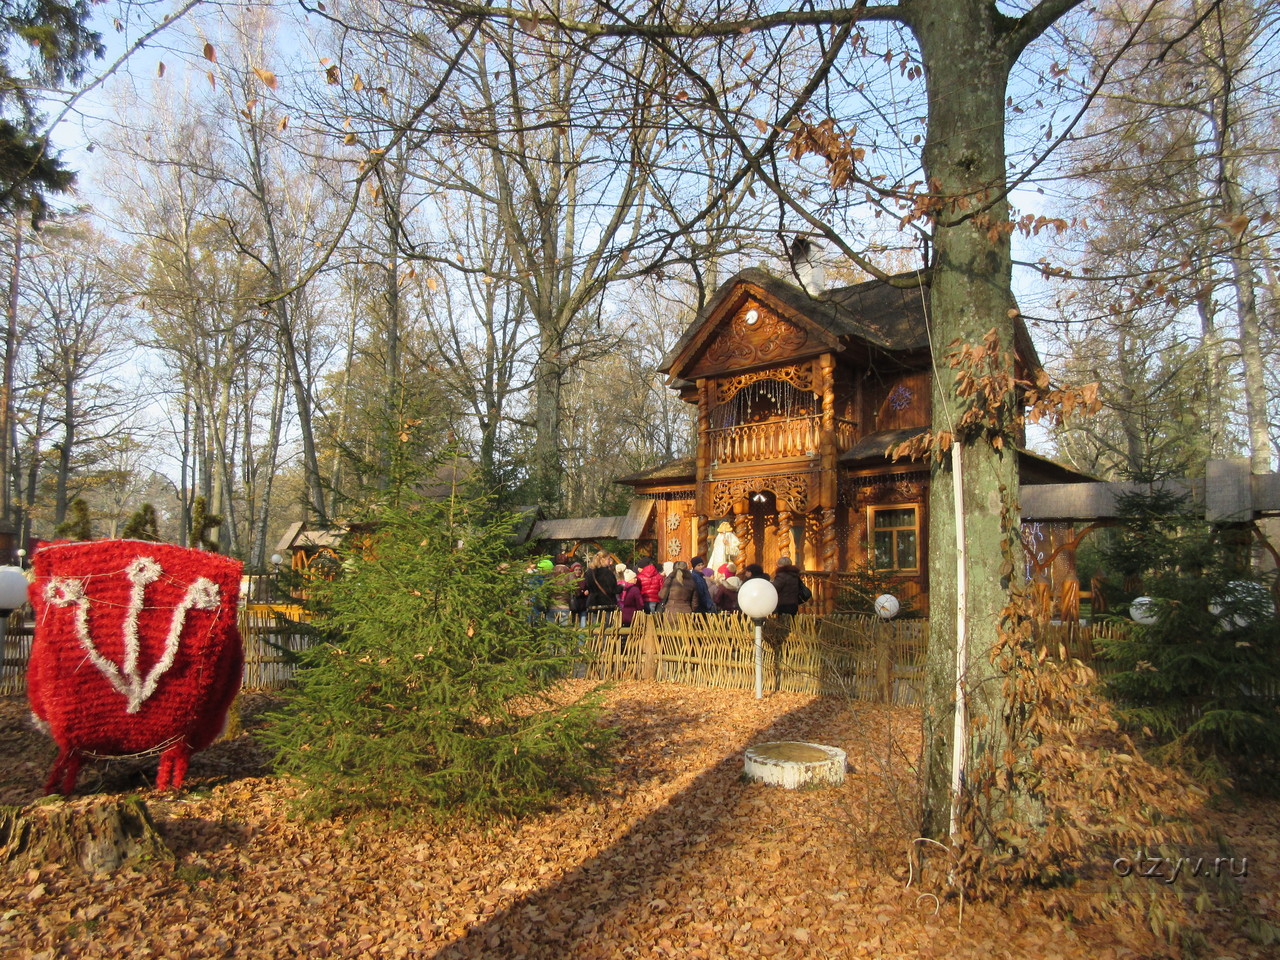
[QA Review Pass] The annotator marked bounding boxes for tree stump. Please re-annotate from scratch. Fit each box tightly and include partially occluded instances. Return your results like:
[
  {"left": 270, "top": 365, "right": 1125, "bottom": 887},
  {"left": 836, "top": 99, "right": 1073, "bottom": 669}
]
[{"left": 0, "top": 796, "right": 172, "bottom": 873}]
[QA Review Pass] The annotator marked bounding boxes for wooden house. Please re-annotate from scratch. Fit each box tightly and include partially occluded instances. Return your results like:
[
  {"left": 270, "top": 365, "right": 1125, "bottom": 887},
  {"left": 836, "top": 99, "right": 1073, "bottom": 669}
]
[{"left": 615, "top": 268, "right": 1092, "bottom": 614}]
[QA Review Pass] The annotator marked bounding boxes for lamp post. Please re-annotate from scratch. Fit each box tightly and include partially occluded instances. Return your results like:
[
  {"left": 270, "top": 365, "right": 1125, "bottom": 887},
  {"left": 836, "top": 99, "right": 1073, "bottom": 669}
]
[
  {"left": 739, "top": 578, "right": 778, "bottom": 700},
  {"left": 270, "top": 553, "right": 284, "bottom": 602}
]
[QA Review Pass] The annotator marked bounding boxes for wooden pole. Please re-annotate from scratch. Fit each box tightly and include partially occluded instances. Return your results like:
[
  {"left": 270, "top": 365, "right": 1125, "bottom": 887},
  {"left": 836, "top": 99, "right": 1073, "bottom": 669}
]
[{"left": 949, "top": 439, "right": 968, "bottom": 840}]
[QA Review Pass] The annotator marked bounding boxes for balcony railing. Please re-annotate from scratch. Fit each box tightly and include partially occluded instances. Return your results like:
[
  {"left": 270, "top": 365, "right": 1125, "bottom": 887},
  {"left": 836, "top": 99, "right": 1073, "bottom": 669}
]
[
  {"left": 707, "top": 416, "right": 861, "bottom": 465},
  {"left": 708, "top": 415, "right": 821, "bottom": 463}
]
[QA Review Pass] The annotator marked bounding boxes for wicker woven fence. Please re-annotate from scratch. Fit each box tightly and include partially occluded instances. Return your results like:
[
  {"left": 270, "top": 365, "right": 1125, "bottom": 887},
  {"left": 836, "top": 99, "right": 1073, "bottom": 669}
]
[
  {"left": 0, "top": 611, "right": 32, "bottom": 696},
  {"left": 581, "top": 611, "right": 931, "bottom": 704},
  {"left": 0, "top": 605, "right": 315, "bottom": 696},
  {"left": 1, "top": 605, "right": 1132, "bottom": 704}
]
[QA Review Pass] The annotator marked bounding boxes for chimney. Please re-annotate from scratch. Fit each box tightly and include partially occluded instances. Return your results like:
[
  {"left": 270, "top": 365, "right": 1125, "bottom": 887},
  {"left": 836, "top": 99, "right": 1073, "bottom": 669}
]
[{"left": 789, "top": 235, "right": 825, "bottom": 295}]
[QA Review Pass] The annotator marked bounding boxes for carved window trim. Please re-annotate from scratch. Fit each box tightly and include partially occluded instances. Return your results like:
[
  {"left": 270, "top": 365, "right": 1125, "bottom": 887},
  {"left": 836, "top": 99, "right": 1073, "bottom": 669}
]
[{"left": 841, "top": 471, "right": 928, "bottom": 507}]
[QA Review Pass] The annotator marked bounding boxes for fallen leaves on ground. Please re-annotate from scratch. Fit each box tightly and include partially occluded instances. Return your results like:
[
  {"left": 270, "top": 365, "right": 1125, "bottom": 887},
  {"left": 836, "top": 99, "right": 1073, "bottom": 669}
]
[{"left": 1, "top": 683, "right": 1277, "bottom": 959}]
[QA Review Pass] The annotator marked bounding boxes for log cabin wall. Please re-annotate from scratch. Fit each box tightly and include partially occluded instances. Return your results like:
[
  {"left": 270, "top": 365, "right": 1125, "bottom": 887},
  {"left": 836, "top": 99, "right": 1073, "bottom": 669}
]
[{"left": 865, "top": 368, "right": 932, "bottom": 434}]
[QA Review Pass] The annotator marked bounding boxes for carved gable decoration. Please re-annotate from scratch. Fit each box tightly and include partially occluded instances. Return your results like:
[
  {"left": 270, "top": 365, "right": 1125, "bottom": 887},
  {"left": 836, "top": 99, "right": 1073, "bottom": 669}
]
[{"left": 673, "top": 288, "right": 838, "bottom": 381}]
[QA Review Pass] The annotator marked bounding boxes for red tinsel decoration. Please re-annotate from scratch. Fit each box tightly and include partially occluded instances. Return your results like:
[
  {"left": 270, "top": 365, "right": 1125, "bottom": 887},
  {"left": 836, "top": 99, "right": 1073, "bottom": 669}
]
[{"left": 27, "top": 540, "right": 244, "bottom": 793}]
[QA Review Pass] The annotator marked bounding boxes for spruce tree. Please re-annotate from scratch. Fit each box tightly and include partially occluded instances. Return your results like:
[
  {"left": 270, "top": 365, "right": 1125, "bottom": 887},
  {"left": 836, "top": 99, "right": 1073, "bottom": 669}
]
[
  {"left": 260, "top": 494, "right": 613, "bottom": 819},
  {"left": 1099, "top": 490, "right": 1280, "bottom": 790}
]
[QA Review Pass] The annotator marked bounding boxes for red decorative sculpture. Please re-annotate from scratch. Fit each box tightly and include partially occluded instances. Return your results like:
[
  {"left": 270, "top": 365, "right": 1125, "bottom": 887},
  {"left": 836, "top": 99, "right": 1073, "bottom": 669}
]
[{"left": 27, "top": 541, "right": 244, "bottom": 793}]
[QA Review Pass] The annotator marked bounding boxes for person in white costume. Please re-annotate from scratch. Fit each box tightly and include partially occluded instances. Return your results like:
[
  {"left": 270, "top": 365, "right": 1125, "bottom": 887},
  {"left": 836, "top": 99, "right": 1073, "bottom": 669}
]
[{"left": 708, "top": 521, "right": 740, "bottom": 572}]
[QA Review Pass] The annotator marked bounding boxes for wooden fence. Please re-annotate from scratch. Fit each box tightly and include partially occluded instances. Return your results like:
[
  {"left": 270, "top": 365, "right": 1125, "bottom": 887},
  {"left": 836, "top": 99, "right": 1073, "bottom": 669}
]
[
  {"left": 580, "top": 613, "right": 1136, "bottom": 703},
  {"left": 1, "top": 605, "right": 1131, "bottom": 705},
  {"left": 0, "top": 605, "right": 315, "bottom": 696},
  {"left": 581, "top": 612, "right": 931, "bottom": 703}
]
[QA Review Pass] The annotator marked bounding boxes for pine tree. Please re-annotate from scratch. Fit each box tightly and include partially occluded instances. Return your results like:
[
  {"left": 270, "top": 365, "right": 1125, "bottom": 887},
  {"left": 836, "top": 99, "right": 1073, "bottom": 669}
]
[
  {"left": 260, "top": 494, "right": 614, "bottom": 819},
  {"left": 1099, "top": 490, "right": 1280, "bottom": 790}
]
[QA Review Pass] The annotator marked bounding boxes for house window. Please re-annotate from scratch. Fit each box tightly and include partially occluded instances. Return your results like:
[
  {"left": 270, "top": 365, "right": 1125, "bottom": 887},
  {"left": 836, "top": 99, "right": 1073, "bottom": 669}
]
[{"left": 871, "top": 506, "right": 920, "bottom": 572}]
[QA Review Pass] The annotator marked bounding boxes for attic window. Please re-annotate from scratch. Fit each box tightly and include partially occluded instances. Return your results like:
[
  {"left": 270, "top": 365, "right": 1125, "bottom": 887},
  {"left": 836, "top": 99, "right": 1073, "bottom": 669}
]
[{"left": 744, "top": 309, "right": 759, "bottom": 325}]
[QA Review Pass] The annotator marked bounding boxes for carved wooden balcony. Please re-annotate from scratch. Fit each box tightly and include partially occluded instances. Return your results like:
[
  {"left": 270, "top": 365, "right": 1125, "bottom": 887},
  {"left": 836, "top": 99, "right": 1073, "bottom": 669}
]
[{"left": 707, "top": 416, "right": 863, "bottom": 466}]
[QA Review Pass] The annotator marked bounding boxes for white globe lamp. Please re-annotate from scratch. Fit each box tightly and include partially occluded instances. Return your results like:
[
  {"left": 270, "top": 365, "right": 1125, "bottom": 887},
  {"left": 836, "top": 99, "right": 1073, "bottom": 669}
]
[
  {"left": 1129, "top": 597, "right": 1159, "bottom": 626},
  {"left": 0, "top": 566, "right": 28, "bottom": 618},
  {"left": 739, "top": 579, "right": 779, "bottom": 621},
  {"left": 874, "top": 594, "right": 900, "bottom": 620},
  {"left": 738, "top": 579, "right": 778, "bottom": 700}
]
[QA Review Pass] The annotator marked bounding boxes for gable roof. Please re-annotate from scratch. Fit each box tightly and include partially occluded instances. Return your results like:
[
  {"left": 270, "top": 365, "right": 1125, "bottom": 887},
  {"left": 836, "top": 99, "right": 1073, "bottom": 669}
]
[
  {"left": 529, "top": 499, "right": 654, "bottom": 542},
  {"left": 660, "top": 268, "right": 1041, "bottom": 379}
]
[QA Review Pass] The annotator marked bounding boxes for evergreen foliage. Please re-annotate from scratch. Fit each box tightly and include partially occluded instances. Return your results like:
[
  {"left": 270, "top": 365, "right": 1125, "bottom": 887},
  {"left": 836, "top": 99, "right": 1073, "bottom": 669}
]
[
  {"left": 53, "top": 497, "right": 89, "bottom": 539},
  {"left": 1098, "top": 490, "right": 1280, "bottom": 790},
  {"left": 120, "top": 503, "right": 161, "bottom": 542},
  {"left": 829, "top": 562, "right": 914, "bottom": 616},
  {"left": 261, "top": 495, "right": 614, "bottom": 819},
  {"left": 0, "top": 0, "right": 103, "bottom": 217}
]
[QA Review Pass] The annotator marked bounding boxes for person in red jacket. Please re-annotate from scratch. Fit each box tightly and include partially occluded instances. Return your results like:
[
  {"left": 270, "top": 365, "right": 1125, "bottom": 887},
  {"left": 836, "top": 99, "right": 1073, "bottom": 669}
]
[{"left": 636, "top": 557, "right": 664, "bottom": 613}]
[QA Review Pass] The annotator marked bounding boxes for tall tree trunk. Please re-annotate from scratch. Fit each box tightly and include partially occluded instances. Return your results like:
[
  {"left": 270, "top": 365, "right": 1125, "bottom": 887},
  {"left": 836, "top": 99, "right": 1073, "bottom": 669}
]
[
  {"left": 241, "top": 104, "right": 328, "bottom": 525},
  {"left": 329, "top": 303, "right": 358, "bottom": 517},
  {"left": 251, "top": 360, "right": 287, "bottom": 568},
  {"left": 531, "top": 340, "right": 565, "bottom": 508},
  {"left": 1194, "top": 266, "right": 1230, "bottom": 458},
  {"left": 54, "top": 374, "right": 76, "bottom": 527},
  {"left": 915, "top": 0, "right": 1033, "bottom": 840},
  {"left": 1, "top": 212, "right": 22, "bottom": 546},
  {"left": 1197, "top": 0, "right": 1273, "bottom": 474},
  {"left": 180, "top": 392, "right": 193, "bottom": 545}
]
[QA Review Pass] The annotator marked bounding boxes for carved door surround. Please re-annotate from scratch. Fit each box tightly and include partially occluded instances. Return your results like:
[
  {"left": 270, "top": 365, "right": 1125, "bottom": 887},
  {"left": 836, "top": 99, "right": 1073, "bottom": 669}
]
[{"left": 710, "top": 473, "right": 813, "bottom": 518}]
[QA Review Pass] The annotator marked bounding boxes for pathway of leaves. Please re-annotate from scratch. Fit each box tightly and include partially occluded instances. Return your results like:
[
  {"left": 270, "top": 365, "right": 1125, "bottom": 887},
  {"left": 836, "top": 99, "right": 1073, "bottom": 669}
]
[{"left": 1, "top": 684, "right": 1277, "bottom": 959}]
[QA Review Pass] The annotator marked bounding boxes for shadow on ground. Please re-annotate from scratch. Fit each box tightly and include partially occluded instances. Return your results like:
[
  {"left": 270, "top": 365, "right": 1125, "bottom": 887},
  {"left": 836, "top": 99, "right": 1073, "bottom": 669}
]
[
  {"left": 431, "top": 692, "right": 846, "bottom": 959},
  {"left": 0, "top": 692, "right": 278, "bottom": 805}
]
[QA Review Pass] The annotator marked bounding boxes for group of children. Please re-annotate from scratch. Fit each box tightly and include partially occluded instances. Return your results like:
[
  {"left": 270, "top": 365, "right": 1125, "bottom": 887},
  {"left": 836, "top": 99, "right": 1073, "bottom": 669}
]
[{"left": 528, "top": 551, "right": 810, "bottom": 626}]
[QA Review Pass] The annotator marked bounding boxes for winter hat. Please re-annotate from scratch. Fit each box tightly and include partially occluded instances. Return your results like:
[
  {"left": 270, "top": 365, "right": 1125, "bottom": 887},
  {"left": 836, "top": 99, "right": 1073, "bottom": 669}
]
[
  {"left": 662, "top": 561, "right": 674, "bottom": 576},
  {"left": 615, "top": 562, "right": 627, "bottom": 577},
  {"left": 536, "top": 558, "right": 554, "bottom": 572},
  {"left": 726, "top": 576, "right": 742, "bottom": 589},
  {"left": 623, "top": 569, "right": 637, "bottom": 584}
]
